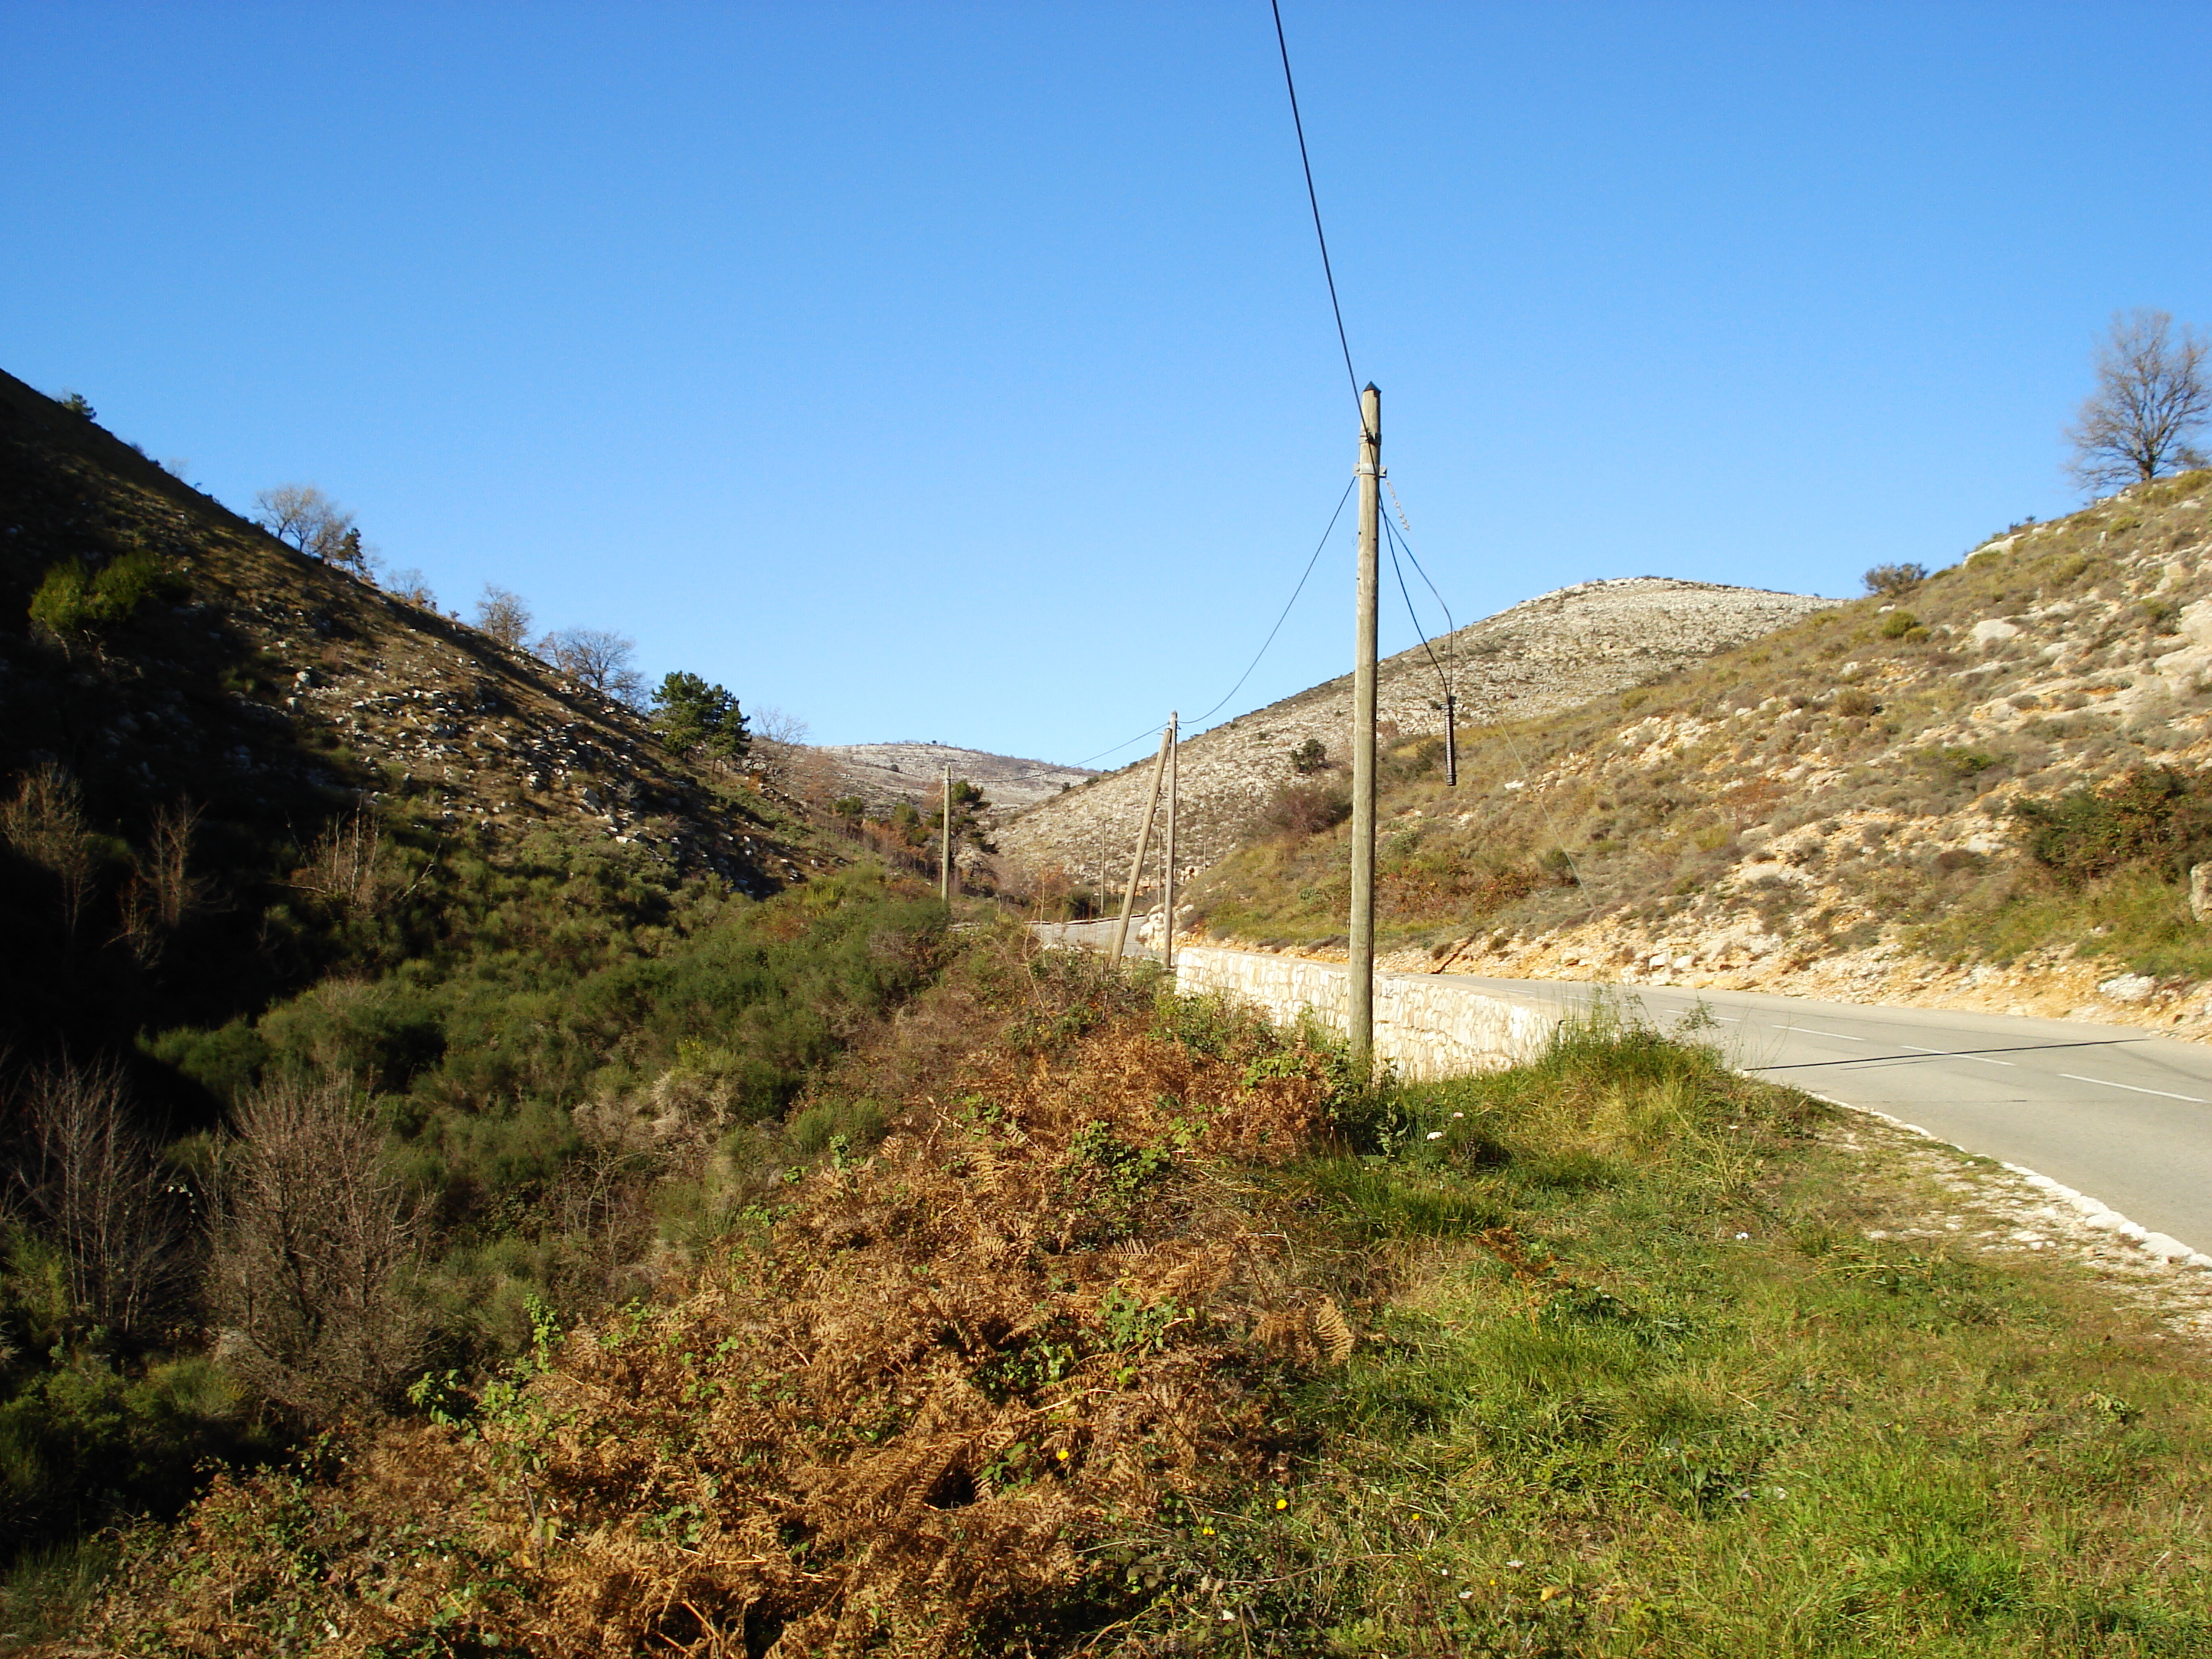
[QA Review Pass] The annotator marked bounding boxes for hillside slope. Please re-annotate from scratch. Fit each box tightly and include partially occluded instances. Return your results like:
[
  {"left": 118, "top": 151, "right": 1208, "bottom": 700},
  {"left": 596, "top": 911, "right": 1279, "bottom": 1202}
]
[
  {"left": 999, "top": 577, "right": 1836, "bottom": 889},
  {"left": 0, "top": 367, "right": 827, "bottom": 1065},
  {"left": 1191, "top": 472, "right": 2212, "bottom": 1033}
]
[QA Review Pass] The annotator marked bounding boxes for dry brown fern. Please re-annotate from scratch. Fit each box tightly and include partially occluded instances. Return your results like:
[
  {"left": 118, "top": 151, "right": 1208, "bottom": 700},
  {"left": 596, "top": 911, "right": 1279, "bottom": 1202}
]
[{"left": 70, "top": 950, "right": 1362, "bottom": 1658}]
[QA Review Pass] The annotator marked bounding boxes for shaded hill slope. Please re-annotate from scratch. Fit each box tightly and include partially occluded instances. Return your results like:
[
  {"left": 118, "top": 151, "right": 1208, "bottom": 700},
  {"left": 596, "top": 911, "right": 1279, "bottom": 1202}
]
[
  {"left": 999, "top": 577, "right": 1837, "bottom": 889},
  {"left": 1192, "top": 471, "right": 2212, "bottom": 1032},
  {"left": 0, "top": 368, "right": 827, "bottom": 1074}
]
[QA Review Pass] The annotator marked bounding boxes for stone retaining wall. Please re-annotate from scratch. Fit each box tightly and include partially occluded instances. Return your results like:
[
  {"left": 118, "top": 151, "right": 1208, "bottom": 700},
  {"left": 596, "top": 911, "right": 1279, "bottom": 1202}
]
[{"left": 1172, "top": 946, "right": 1557, "bottom": 1080}]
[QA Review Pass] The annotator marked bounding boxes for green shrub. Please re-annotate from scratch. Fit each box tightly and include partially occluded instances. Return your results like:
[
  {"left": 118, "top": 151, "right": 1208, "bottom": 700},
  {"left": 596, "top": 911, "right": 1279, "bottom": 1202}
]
[
  {"left": 2013, "top": 765, "right": 2212, "bottom": 884},
  {"left": 142, "top": 1020, "right": 271, "bottom": 1105},
  {"left": 27, "top": 552, "right": 171, "bottom": 636},
  {"left": 1880, "top": 609, "right": 1921, "bottom": 639},
  {"left": 0, "top": 1357, "right": 271, "bottom": 1561}
]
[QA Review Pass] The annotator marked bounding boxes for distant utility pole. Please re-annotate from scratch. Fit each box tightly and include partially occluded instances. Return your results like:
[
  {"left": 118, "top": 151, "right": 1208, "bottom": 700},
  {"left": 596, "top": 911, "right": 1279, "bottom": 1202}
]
[
  {"left": 1349, "top": 384, "right": 1380, "bottom": 1070},
  {"left": 1444, "top": 691, "right": 1458, "bottom": 788},
  {"left": 1108, "top": 721, "right": 1175, "bottom": 968},
  {"left": 939, "top": 764, "right": 953, "bottom": 904},
  {"left": 1162, "top": 711, "right": 1179, "bottom": 977}
]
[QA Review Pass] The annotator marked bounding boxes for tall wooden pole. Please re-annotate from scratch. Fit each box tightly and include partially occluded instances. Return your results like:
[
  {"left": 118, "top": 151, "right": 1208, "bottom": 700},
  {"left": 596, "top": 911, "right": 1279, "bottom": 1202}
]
[
  {"left": 1444, "top": 691, "right": 1458, "bottom": 787},
  {"left": 1162, "top": 711, "right": 1179, "bottom": 978},
  {"left": 939, "top": 764, "right": 953, "bottom": 904},
  {"left": 1108, "top": 724, "right": 1175, "bottom": 967},
  {"left": 1349, "top": 384, "right": 1381, "bottom": 1069}
]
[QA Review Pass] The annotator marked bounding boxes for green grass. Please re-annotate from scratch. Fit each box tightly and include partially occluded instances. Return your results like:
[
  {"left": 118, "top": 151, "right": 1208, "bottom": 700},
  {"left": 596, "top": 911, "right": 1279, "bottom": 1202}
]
[
  {"left": 1118, "top": 1010, "right": 2212, "bottom": 1655},
  {"left": 0, "top": 1536, "right": 120, "bottom": 1654}
]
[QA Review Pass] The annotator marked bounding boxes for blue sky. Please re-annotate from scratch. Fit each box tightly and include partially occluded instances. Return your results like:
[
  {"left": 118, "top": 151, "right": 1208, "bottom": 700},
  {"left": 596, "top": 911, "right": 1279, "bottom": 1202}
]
[{"left": 5, "top": 3, "right": 2208, "bottom": 765}]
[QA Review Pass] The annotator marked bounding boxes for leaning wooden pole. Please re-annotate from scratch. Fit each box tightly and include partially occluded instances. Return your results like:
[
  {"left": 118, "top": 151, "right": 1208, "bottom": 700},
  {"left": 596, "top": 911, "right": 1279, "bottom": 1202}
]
[
  {"left": 939, "top": 764, "right": 953, "bottom": 904},
  {"left": 1162, "top": 711, "right": 1179, "bottom": 978},
  {"left": 1107, "top": 724, "right": 1175, "bottom": 967},
  {"left": 1349, "top": 383, "right": 1381, "bottom": 1069}
]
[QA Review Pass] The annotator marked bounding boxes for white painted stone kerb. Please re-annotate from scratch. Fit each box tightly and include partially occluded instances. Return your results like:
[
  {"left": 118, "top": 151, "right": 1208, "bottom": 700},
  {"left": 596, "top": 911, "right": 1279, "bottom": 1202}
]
[{"left": 1172, "top": 946, "right": 1555, "bottom": 1081}]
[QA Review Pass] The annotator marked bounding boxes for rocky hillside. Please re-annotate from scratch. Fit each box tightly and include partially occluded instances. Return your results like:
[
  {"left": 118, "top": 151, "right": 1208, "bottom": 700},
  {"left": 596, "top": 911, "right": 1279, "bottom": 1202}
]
[
  {"left": 807, "top": 739, "right": 1096, "bottom": 815},
  {"left": 1190, "top": 472, "right": 2212, "bottom": 1036},
  {"left": 997, "top": 577, "right": 1836, "bottom": 889},
  {"left": 0, "top": 367, "right": 830, "bottom": 1063}
]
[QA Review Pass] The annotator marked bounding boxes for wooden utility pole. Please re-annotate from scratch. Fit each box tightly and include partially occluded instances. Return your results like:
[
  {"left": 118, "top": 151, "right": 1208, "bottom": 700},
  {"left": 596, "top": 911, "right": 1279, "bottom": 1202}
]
[
  {"left": 1108, "top": 724, "right": 1175, "bottom": 967},
  {"left": 1444, "top": 691, "right": 1458, "bottom": 787},
  {"left": 1349, "top": 383, "right": 1380, "bottom": 1069},
  {"left": 939, "top": 765, "right": 953, "bottom": 904},
  {"left": 1162, "top": 711, "right": 1179, "bottom": 977}
]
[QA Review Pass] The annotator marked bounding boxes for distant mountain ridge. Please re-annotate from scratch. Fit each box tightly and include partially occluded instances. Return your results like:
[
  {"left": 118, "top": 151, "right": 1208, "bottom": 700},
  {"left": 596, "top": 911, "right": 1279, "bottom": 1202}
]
[
  {"left": 997, "top": 575, "right": 1839, "bottom": 890},
  {"left": 808, "top": 740, "right": 1097, "bottom": 814}
]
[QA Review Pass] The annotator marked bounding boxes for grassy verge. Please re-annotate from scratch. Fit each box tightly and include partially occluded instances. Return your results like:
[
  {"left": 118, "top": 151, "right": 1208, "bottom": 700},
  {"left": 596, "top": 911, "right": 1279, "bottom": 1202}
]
[{"left": 1142, "top": 1008, "right": 2212, "bottom": 1655}]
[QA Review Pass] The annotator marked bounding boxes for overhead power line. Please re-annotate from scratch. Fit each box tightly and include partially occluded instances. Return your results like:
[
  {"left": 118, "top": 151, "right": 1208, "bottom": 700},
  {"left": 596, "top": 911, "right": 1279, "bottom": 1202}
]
[
  {"left": 1188, "top": 475, "right": 1355, "bottom": 728},
  {"left": 1383, "top": 513, "right": 1452, "bottom": 701},
  {"left": 1270, "top": 0, "right": 1362, "bottom": 421},
  {"left": 1002, "top": 477, "right": 1359, "bottom": 781}
]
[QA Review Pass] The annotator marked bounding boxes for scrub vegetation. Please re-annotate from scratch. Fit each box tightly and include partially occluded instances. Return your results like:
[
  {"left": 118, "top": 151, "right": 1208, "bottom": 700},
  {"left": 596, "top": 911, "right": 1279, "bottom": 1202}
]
[
  {"left": 1190, "top": 472, "right": 2212, "bottom": 998},
  {"left": 46, "top": 974, "right": 2212, "bottom": 1655}
]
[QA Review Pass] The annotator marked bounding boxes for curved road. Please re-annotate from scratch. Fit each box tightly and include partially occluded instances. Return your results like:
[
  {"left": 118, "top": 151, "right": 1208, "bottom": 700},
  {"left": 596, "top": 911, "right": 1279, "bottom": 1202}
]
[
  {"left": 1031, "top": 922, "right": 2212, "bottom": 1257},
  {"left": 1451, "top": 976, "right": 2212, "bottom": 1259}
]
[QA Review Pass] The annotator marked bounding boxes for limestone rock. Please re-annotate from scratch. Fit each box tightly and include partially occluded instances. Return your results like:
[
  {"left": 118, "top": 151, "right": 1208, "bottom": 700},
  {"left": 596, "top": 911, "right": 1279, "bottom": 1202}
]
[{"left": 1972, "top": 619, "right": 2021, "bottom": 649}]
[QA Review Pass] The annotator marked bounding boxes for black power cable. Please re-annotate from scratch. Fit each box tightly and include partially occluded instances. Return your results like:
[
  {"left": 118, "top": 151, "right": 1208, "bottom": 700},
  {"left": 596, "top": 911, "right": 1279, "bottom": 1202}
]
[
  {"left": 1270, "top": 0, "right": 1362, "bottom": 423},
  {"left": 1383, "top": 513, "right": 1452, "bottom": 701},
  {"left": 999, "top": 476, "right": 1359, "bottom": 780},
  {"left": 1187, "top": 475, "right": 1355, "bottom": 727}
]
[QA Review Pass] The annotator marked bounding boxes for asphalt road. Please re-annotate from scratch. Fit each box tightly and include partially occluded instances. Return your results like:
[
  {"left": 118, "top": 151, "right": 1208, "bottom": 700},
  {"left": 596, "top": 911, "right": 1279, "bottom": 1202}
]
[
  {"left": 1029, "top": 921, "right": 2212, "bottom": 1257},
  {"left": 1453, "top": 976, "right": 2212, "bottom": 1259}
]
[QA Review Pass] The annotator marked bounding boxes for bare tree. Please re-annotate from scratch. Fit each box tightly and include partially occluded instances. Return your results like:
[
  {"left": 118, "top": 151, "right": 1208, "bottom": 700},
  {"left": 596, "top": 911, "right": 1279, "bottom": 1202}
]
[
  {"left": 749, "top": 704, "right": 810, "bottom": 786},
  {"left": 538, "top": 626, "right": 646, "bottom": 709},
  {"left": 292, "top": 808, "right": 418, "bottom": 917},
  {"left": 12, "top": 1058, "right": 190, "bottom": 1344},
  {"left": 475, "top": 585, "right": 533, "bottom": 650},
  {"left": 206, "top": 1076, "right": 427, "bottom": 1416},
  {"left": 253, "top": 484, "right": 361, "bottom": 565},
  {"left": 118, "top": 798, "right": 205, "bottom": 965},
  {"left": 384, "top": 567, "right": 438, "bottom": 608},
  {"left": 1, "top": 763, "right": 102, "bottom": 939},
  {"left": 2066, "top": 309, "right": 2211, "bottom": 492}
]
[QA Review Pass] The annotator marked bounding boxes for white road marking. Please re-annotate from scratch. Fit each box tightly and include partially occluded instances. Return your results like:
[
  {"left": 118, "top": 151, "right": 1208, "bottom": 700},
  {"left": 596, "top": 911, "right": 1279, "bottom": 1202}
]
[
  {"left": 2059, "top": 1073, "right": 2208, "bottom": 1104},
  {"left": 1796, "top": 1029, "right": 1869, "bottom": 1041},
  {"left": 1900, "top": 1043, "right": 2014, "bottom": 1068}
]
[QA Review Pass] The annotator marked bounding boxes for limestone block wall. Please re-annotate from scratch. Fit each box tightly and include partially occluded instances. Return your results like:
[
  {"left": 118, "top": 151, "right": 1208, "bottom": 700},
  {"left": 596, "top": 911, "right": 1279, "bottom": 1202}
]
[{"left": 1172, "top": 946, "right": 1557, "bottom": 1080}]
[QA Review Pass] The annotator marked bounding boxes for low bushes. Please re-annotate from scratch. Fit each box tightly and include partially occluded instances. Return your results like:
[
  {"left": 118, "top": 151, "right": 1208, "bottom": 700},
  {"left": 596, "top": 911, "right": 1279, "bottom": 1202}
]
[{"left": 2013, "top": 764, "right": 2212, "bottom": 885}]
